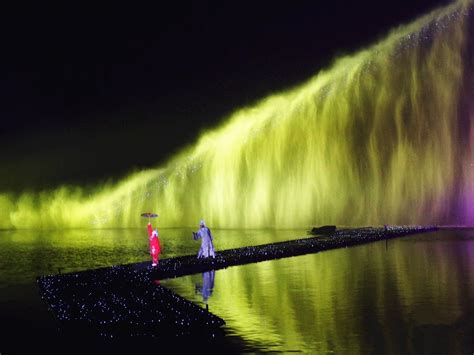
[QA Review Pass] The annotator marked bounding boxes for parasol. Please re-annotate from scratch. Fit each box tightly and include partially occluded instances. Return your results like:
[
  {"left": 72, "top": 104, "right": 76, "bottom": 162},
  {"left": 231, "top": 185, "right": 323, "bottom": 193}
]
[{"left": 141, "top": 212, "right": 159, "bottom": 223}]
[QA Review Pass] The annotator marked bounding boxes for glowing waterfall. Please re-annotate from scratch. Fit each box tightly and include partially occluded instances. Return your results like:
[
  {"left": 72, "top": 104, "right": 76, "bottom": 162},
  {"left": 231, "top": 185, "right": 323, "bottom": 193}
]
[{"left": 1, "top": 0, "right": 473, "bottom": 229}]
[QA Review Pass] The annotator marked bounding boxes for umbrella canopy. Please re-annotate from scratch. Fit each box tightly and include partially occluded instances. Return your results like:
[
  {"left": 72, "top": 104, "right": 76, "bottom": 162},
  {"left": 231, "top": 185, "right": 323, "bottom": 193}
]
[{"left": 141, "top": 212, "right": 159, "bottom": 218}]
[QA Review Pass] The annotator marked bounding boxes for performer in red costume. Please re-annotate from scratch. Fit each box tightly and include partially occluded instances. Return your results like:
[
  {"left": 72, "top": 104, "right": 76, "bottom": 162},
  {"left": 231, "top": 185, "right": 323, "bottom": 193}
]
[{"left": 147, "top": 222, "right": 161, "bottom": 266}]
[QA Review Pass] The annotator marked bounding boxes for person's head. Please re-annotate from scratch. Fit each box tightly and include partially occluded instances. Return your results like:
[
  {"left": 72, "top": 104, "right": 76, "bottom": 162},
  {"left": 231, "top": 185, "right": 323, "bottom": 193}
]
[{"left": 200, "top": 220, "right": 206, "bottom": 227}]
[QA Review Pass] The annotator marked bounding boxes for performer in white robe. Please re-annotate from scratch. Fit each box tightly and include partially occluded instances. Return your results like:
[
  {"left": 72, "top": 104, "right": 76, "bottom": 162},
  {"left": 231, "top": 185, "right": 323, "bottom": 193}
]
[{"left": 193, "top": 220, "right": 216, "bottom": 258}]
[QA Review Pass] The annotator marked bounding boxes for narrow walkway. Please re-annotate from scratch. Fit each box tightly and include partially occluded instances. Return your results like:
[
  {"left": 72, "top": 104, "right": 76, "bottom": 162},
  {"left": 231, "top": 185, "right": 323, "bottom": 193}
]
[
  {"left": 140, "top": 225, "right": 438, "bottom": 279},
  {"left": 37, "top": 225, "right": 437, "bottom": 338}
]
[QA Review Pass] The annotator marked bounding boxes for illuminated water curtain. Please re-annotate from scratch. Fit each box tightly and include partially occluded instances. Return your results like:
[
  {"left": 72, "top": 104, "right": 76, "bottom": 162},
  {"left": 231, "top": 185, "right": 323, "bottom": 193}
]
[{"left": 1, "top": 0, "right": 473, "bottom": 229}]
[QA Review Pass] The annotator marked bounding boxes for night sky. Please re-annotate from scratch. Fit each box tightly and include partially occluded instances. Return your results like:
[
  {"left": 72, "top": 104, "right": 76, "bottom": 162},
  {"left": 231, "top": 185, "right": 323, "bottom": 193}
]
[{"left": 0, "top": 0, "right": 452, "bottom": 192}]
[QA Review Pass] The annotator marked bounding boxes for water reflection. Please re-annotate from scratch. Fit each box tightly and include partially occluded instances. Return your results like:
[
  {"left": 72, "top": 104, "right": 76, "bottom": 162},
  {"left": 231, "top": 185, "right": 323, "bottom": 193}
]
[
  {"left": 1, "top": 228, "right": 474, "bottom": 353},
  {"left": 161, "top": 230, "right": 474, "bottom": 353},
  {"left": 195, "top": 270, "right": 215, "bottom": 304}
]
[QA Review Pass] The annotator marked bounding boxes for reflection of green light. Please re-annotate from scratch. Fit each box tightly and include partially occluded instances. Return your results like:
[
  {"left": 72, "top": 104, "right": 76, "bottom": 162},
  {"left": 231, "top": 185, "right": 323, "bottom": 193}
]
[
  {"left": 162, "top": 233, "right": 471, "bottom": 352},
  {"left": 1, "top": 1, "right": 473, "bottom": 229}
]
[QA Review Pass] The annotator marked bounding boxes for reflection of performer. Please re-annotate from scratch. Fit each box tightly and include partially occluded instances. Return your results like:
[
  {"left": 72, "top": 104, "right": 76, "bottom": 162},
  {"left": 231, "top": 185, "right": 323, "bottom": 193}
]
[
  {"left": 192, "top": 220, "right": 215, "bottom": 258},
  {"left": 195, "top": 270, "right": 215, "bottom": 303},
  {"left": 147, "top": 222, "right": 161, "bottom": 266}
]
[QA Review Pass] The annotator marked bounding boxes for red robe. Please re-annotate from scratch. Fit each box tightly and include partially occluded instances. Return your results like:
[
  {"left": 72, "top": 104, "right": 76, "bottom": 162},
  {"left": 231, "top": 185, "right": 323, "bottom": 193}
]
[{"left": 148, "top": 223, "right": 161, "bottom": 264}]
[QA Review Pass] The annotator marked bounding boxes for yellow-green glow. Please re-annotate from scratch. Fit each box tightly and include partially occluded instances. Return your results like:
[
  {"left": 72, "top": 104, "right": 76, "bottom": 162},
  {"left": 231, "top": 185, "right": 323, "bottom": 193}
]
[
  {"left": 161, "top": 232, "right": 472, "bottom": 353},
  {"left": 1, "top": 1, "right": 473, "bottom": 229}
]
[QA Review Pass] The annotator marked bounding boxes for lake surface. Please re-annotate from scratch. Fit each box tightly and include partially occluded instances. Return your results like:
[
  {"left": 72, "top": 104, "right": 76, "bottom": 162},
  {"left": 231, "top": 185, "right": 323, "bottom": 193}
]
[{"left": 0, "top": 228, "right": 473, "bottom": 353}]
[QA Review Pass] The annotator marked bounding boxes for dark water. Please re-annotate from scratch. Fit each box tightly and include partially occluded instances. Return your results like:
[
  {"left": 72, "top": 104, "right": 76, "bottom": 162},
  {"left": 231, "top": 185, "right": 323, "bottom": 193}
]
[{"left": 1, "top": 228, "right": 473, "bottom": 353}]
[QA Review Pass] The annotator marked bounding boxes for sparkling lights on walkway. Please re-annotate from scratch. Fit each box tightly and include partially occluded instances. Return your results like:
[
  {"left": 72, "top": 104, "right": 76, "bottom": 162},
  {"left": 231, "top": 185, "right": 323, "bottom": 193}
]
[{"left": 37, "top": 225, "right": 437, "bottom": 338}]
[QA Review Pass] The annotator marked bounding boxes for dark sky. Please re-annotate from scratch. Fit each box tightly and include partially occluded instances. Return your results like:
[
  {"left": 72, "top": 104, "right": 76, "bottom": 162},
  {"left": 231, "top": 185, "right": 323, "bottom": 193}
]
[{"left": 0, "top": 0, "right": 452, "bottom": 192}]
